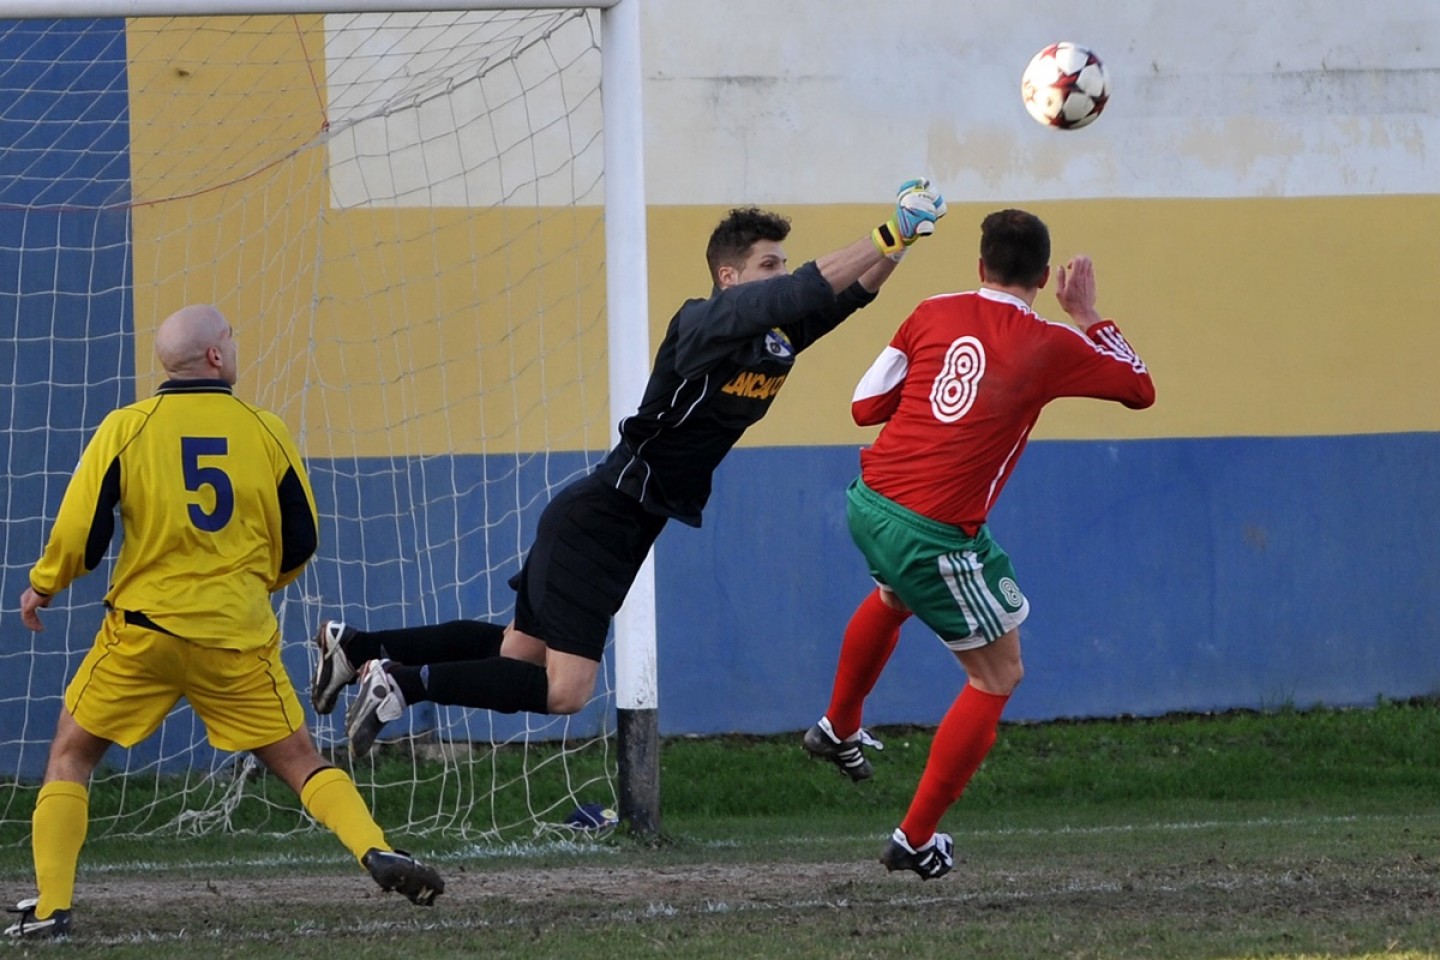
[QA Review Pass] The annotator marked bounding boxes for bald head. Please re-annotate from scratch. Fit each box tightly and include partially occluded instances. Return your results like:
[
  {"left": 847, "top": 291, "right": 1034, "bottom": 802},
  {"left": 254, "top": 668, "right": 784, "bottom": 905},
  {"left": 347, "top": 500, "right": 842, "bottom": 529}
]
[{"left": 155, "top": 304, "right": 238, "bottom": 383}]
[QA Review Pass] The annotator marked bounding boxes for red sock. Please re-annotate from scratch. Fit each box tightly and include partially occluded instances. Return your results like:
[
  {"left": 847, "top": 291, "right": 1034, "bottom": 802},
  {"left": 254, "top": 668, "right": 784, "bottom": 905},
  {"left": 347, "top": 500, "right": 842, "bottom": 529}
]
[
  {"left": 825, "top": 589, "right": 910, "bottom": 739},
  {"left": 900, "top": 683, "right": 1009, "bottom": 847}
]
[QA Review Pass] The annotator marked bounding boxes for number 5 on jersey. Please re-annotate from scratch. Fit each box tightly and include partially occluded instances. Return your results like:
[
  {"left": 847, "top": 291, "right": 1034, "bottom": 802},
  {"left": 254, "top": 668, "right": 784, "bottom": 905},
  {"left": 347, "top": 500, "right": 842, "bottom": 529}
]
[{"left": 181, "top": 436, "right": 234, "bottom": 531}]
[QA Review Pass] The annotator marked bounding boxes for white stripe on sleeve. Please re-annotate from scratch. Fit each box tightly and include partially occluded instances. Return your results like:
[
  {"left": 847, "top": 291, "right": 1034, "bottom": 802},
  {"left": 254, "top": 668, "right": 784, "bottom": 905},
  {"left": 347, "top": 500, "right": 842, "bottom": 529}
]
[{"left": 852, "top": 345, "right": 909, "bottom": 402}]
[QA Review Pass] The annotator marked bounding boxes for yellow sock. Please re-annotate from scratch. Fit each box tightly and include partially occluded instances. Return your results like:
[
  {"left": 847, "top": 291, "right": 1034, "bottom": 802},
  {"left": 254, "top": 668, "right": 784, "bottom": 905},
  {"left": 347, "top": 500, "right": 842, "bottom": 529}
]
[
  {"left": 299, "top": 767, "right": 388, "bottom": 866},
  {"left": 33, "top": 780, "right": 88, "bottom": 918}
]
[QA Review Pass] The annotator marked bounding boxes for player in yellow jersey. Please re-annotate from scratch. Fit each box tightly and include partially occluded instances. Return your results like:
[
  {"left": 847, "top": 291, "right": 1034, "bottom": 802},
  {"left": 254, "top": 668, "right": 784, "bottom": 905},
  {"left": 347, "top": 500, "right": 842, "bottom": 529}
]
[{"left": 6, "top": 304, "right": 443, "bottom": 940}]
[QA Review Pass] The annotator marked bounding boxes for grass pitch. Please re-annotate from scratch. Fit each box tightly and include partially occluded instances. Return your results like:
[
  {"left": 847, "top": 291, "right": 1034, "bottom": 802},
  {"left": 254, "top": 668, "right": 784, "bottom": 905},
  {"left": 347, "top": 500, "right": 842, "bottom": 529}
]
[{"left": 2, "top": 700, "right": 1437, "bottom": 958}]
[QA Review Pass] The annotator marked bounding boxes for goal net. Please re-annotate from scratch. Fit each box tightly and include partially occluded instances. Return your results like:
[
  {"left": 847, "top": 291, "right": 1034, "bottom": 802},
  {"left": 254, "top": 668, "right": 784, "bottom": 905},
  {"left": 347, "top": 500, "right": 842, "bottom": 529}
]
[{"left": 0, "top": 5, "right": 633, "bottom": 845}]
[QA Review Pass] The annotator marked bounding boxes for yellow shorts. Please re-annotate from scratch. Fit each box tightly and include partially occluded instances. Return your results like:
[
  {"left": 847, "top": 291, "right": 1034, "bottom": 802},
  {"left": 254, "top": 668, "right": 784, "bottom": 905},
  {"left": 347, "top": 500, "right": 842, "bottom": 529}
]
[{"left": 66, "top": 609, "right": 305, "bottom": 753}]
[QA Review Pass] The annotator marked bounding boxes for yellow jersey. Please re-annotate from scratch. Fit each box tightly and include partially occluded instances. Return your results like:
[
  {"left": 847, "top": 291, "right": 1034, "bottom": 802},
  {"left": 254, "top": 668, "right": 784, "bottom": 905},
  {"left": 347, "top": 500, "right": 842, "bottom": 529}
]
[{"left": 30, "top": 379, "right": 318, "bottom": 648}]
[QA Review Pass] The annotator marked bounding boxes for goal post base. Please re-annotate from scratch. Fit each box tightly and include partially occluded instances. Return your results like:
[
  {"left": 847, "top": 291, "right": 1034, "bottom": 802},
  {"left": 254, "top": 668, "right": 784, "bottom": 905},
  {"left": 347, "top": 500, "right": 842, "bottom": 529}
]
[{"left": 616, "top": 706, "right": 661, "bottom": 837}]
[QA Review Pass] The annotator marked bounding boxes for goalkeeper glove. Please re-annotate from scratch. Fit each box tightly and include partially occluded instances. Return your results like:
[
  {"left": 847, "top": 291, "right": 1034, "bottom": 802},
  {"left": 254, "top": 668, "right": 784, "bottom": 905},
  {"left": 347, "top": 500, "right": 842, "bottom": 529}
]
[{"left": 872, "top": 177, "right": 948, "bottom": 261}]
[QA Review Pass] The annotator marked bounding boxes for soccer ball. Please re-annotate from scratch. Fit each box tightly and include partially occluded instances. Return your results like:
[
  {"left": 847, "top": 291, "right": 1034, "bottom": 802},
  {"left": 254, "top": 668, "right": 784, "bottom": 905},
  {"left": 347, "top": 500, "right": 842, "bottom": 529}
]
[{"left": 1021, "top": 42, "right": 1109, "bottom": 130}]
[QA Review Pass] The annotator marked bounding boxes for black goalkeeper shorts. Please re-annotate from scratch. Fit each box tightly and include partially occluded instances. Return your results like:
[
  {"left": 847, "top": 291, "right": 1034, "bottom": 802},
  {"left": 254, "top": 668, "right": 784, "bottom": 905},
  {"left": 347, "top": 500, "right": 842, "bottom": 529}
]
[{"left": 508, "top": 472, "right": 667, "bottom": 661}]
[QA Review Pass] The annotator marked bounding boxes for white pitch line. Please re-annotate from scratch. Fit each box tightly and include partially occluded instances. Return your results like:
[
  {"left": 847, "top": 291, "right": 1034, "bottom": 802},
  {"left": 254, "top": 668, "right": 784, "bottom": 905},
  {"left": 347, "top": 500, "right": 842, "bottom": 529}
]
[{"left": 75, "top": 809, "right": 1437, "bottom": 874}]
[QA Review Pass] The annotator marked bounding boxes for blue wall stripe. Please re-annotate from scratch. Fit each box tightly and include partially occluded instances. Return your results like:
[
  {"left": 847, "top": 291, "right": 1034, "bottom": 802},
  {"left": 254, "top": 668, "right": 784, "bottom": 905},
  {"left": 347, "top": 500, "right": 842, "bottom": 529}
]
[
  {"left": 662, "top": 435, "right": 1440, "bottom": 734},
  {"left": 7, "top": 429, "right": 1435, "bottom": 774}
]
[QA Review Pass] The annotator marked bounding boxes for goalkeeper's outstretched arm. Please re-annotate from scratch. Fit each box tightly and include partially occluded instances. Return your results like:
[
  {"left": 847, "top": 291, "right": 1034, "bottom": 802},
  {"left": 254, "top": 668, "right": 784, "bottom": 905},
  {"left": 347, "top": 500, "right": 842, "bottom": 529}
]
[{"left": 815, "top": 177, "right": 948, "bottom": 293}]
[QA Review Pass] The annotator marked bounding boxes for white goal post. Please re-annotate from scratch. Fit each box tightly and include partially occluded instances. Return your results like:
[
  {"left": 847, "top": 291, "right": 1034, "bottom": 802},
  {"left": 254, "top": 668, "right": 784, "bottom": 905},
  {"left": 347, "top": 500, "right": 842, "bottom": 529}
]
[{"left": 0, "top": 0, "right": 660, "bottom": 840}]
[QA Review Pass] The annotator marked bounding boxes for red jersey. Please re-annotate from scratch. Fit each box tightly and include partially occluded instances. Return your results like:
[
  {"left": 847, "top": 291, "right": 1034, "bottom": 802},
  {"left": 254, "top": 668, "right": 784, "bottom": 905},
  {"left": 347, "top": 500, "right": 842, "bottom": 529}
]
[{"left": 853, "top": 288, "right": 1154, "bottom": 532}]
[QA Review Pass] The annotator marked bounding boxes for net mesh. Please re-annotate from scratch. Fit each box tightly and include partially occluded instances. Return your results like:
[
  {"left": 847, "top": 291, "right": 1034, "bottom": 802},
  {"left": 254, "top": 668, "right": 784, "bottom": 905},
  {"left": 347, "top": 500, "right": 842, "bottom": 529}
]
[{"left": 0, "top": 8, "right": 617, "bottom": 844}]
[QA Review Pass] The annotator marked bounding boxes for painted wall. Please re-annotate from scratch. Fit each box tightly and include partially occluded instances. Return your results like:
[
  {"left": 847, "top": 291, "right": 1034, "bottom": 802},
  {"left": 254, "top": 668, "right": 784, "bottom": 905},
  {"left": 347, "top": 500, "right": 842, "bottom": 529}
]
[
  {"left": 638, "top": 0, "right": 1440, "bottom": 730},
  {"left": 1, "top": 3, "right": 1437, "bottom": 779}
]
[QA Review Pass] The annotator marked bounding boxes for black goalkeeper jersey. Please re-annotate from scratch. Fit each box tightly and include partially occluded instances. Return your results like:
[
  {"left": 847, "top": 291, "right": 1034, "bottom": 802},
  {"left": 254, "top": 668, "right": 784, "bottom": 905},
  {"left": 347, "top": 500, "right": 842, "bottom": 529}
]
[{"left": 592, "top": 261, "right": 878, "bottom": 527}]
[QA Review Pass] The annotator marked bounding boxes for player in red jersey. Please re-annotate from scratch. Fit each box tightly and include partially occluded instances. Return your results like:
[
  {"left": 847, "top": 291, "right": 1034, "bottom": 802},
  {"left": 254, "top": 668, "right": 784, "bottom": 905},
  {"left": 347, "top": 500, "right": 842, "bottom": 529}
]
[{"left": 803, "top": 209, "right": 1155, "bottom": 880}]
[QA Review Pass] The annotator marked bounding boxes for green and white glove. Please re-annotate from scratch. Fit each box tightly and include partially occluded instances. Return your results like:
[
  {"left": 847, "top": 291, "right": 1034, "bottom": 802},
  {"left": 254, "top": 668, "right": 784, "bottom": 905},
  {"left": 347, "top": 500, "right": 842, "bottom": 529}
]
[{"left": 872, "top": 177, "right": 948, "bottom": 262}]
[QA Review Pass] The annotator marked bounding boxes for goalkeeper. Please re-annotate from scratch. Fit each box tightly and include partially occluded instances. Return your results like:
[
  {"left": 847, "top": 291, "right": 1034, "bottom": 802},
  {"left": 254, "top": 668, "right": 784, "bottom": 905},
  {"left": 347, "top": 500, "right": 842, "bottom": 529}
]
[
  {"left": 311, "top": 179, "right": 948, "bottom": 757},
  {"left": 8, "top": 305, "right": 443, "bottom": 940}
]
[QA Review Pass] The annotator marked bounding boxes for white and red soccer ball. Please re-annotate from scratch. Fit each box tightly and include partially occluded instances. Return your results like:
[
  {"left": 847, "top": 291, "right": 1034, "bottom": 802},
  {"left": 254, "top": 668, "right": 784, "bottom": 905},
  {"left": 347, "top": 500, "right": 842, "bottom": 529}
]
[{"left": 1021, "top": 42, "right": 1109, "bottom": 130}]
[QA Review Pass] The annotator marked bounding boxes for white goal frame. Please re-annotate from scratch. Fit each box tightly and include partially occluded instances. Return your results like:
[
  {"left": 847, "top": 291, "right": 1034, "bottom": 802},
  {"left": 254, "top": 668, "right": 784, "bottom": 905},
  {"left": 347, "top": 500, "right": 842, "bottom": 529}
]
[{"left": 4, "top": 0, "right": 661, "bottom": 834}]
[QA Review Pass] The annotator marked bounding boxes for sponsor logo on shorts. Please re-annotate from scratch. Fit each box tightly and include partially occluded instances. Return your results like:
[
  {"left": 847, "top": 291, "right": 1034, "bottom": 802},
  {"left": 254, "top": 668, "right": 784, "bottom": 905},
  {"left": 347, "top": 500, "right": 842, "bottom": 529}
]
[{"left": 998, "top": 577, "right": 1023, "bottom": 608}]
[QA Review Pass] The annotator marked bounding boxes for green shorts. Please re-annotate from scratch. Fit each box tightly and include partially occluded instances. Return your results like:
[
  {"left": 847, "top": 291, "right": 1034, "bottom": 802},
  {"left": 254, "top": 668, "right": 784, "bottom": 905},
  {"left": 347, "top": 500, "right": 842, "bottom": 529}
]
[{"left": 846, "top": 477, "right": 1029, "bottom": 650}]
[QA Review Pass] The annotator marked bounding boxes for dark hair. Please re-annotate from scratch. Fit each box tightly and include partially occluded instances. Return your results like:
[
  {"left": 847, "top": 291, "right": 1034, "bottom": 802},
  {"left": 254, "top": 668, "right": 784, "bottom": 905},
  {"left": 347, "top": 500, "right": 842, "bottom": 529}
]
[
  {"left": 979, "top": 209, "right": 1050, "bottom": 288},
  {"left": 705, "top": 207, "right": 791, "bottom": 283}
]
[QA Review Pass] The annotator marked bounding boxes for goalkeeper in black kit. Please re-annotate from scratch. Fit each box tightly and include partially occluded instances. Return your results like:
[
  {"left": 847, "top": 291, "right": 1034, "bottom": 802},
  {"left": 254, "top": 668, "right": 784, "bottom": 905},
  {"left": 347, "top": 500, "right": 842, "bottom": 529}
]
[{"left": 312, "top": 179, "right": 949, "bottom": 757}]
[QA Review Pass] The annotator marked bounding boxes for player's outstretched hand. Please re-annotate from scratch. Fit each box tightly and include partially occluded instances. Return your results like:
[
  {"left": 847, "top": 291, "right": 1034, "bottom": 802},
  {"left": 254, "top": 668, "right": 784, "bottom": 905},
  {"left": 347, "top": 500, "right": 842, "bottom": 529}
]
[
  {"left": 19, "top": 586, "right": 51, "bottom": 632},
  {"left": 895, "top": 177, "right": 947, "bottom": 241},
  {"left": 873, "top": 177, "right": 946, "bottom": 261},
  {"left": 1055, "top": 256, "right": 1104, "bottom": 331}
]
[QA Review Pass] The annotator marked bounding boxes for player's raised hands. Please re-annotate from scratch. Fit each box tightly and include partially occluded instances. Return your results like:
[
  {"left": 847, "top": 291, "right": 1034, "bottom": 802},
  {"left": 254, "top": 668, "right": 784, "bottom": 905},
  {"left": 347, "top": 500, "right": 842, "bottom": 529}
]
[
  {"left": 1055, "top": 256, "right": 1104, "bottom": 330},
  {"left": 895, "top": 178, "right": 947, "bottom": 240},
  {"left": 873, "top": 177, "right": 947, "bottom": 261}
]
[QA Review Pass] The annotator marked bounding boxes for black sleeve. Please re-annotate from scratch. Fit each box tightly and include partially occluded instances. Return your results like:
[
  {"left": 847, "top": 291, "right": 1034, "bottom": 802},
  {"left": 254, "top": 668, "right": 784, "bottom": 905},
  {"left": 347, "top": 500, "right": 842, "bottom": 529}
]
[
  {"left": 672, "top": 264, "right": 836, "bottom": 378},
  {"left": 83, "top": 457, "right": 122, "bottom": 571},
  {"left": 277, "top": 467, "right": 318, "bottom": 575},
  {"left": 781, "top": 279, "right": 879, "bottom": 353}
]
